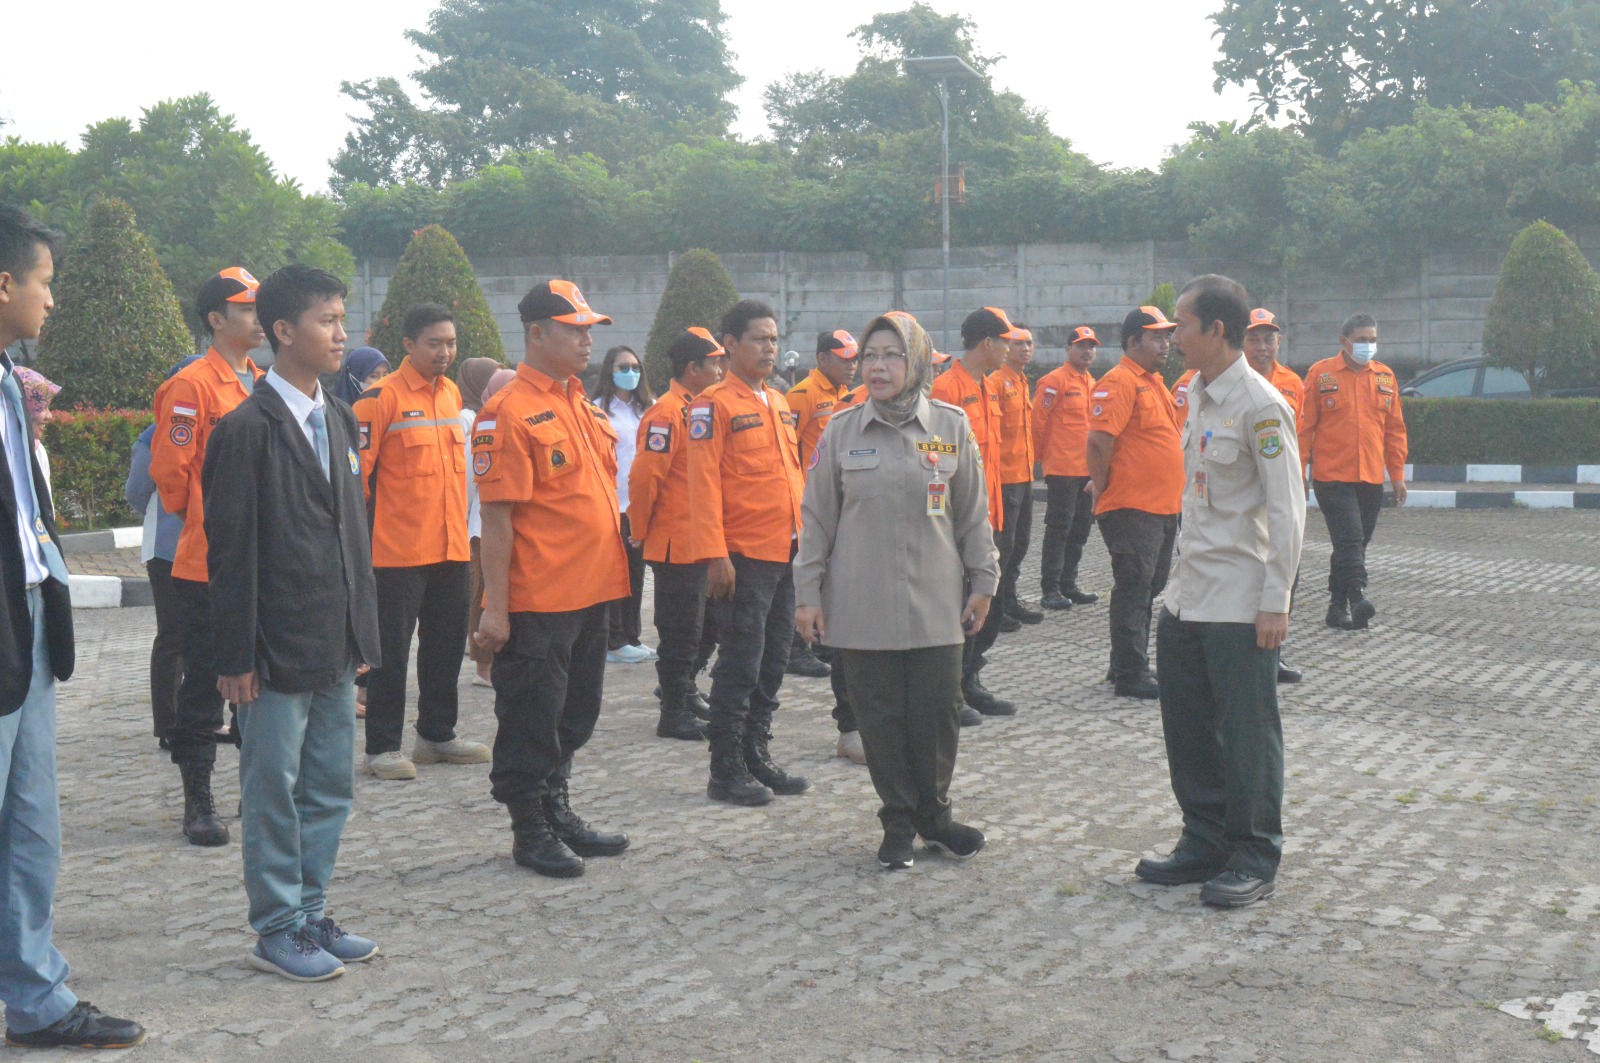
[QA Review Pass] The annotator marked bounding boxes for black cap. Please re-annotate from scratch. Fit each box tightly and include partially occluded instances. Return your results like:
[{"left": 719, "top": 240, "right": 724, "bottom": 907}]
[
  {"left": 516, "top": 279, "right": 612, "bottom": 325},
  {"left": 960, "top": 306, "right": 1022, "bottom": 346}
]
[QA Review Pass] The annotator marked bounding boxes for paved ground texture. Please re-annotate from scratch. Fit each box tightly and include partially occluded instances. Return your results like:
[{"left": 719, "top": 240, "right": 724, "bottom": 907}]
[{"left": 35, "top": 508, "right": 1600, "bottom": 1061}]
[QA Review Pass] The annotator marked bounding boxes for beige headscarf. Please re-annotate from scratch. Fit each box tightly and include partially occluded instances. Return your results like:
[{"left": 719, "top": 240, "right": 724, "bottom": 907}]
[
  {"left": 457, "top": 357, "right": 503, "bottom": 412},
  {"left": 859, "top": 311, "right": 934, "bottom": 424}
]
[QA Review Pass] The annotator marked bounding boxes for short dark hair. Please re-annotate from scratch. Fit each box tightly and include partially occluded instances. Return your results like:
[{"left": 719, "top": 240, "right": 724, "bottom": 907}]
[
  {"left": 403, "top": 303, "right": 455, "bottom": 341},
  {"left": 720, "top": 299, "right": 776, "bottom": 344},
  {"left": 256, "top": 265, "right": 348, "bottom": 353},
  {"left": 1341, "top": 313, "right": 1377, "bottom": 338},
  {"left": 1179, "top": 274, "right": 1251, "bottom": 349},
  {"left": 0, "top": 204, "right": 63, "bottom": 280}
]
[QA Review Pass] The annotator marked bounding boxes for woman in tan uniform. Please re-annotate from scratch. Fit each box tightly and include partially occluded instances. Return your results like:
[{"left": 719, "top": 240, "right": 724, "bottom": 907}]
[{"left": 794, "top": 312, "right": 1000, "bottom": 870}]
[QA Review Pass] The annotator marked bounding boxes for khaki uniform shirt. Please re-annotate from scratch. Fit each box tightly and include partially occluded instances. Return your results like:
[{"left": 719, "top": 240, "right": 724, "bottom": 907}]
[
  {"left": 1166, "top": 355, "right": 1306, "bottom": 623},
  {"left": 795, "top": 395, "right": 1000, "bottom": 650}
]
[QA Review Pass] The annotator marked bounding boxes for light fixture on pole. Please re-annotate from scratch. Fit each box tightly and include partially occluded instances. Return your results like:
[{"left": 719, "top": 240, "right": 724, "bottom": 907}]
[{"left": 904, "top": 54, "right": 983, "bottom": 354}]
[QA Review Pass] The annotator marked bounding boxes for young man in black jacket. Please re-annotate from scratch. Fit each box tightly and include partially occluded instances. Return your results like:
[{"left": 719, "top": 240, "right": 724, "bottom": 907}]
[
  {"left": 204, "top": 265, "right": 382, "bottom": 982},
  {"left": 0, "top": 206, "right": 146, "bottom": 1048}
]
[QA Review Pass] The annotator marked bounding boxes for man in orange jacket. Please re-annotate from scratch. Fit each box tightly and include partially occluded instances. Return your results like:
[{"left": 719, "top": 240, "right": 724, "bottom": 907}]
[
  {"left": 991, "top": 324, "right": 1042, "bottom": 628},
  {"left": 1297, "top": 313, "right": 1408, "bottom": 630},
  {"left": 1242, "top": 307, "right": 1306, "bottom": 682},
  {"left": 932, "top": 307, "right": 1015, "bottom": 721},
  {"left": 1032, "top": 326, "right": 1101, "bottom": 611},
  {"left": 784, "top": 330, "right": 856, "bottom": 680},
  {"left": 354, "top": 304, "right": 489, "bottom": 780},
  {"left": 1088, "top": 306, "right": 1184, "bottom": 700},
  {"left": 151, "top": 266, "right": 262, "bottom": 847},
  {"left": 472, "top": 280, "right": 631, "bottom": 878},
  {"left": 627, "top": 327, "right": 726, "bottom": 741},
  {"left": 688, "top": 300, "right": 809, "bottom": 806}
]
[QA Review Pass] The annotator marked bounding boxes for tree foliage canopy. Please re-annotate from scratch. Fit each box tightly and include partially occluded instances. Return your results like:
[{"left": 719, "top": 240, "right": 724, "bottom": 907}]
[
  {"left": 1482, "top": 220, "right": 1600, "bottom": 395},
  {"left": 2, "top": 95, "right": 351, "bottom": 330},
  {"left": 334, "top": 0, "right": 742, "bottom": 189},
  {"left": 35, "top": 198, "right": 192, "bottom": 410},
  {"left": 643, "top": 249, "right": 739, "bottom": 390},
  {"left": 1212, "top": 0, "right": 1600, "bottom": 151}
]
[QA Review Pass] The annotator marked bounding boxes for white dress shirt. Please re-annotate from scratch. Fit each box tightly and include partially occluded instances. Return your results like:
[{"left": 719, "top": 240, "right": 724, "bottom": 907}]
[
  {"left": 264, "top": 368, "right": 325, "bottom": 450},
  {"left": 1, "top": 355, "right": 50, "bottom": 585}
]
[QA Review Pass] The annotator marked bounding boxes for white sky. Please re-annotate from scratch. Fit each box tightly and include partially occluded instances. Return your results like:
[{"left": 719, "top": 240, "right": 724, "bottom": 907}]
[{"left": 1, "top": 0, "right": 1255, "bottom": 193}]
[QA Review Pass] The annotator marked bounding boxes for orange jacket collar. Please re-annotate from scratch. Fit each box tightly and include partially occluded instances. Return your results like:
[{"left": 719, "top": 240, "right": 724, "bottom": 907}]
[
  {"left": 516, "top": 361, "right": 584, "bottom": 396},
  {"left": 394, "top": 357, "right": 448, "bottom": 394},
  {"left": 201, "top": 346, "right": 260, "bottom": 386}
]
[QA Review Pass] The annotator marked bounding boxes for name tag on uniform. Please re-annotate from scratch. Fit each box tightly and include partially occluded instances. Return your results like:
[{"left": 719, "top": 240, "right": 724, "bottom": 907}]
[{"left": 927, "top": 480, "right": 948, "bottom": 516}]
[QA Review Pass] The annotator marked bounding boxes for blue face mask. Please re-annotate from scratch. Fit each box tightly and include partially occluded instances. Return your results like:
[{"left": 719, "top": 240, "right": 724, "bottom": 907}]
[{"left": 613, "top": 368, "right": 641, "bottom": 391}]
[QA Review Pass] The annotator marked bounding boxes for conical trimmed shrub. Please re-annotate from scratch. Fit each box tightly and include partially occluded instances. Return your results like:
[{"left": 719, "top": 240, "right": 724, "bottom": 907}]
[
  {"left": 644, "top": 248, "right": 739, "bottom": 389},
  {"left": 369, "top": 224, "right": 504, "bottom": 373},
  {"left": 1484, "top": 221, "right": 1600, "bottom": 397},
  {"left": 35, "top": 198, "right": 192, "bottom": 410}
]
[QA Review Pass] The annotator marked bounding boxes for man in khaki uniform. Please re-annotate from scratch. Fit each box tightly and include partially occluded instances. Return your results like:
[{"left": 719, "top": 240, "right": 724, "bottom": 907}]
[{"left": 1137, "top": 275, "right": 1305, "bottom": 909}]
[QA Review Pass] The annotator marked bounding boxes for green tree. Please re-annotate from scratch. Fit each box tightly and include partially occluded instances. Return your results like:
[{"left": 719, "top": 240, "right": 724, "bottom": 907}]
[
  {"left": 4, "top": 96, "right": 352, "bottom": 331},
  {"left": 643, "top": 249, "right": 738, "bottom": 389},
  {"left": 35, "top": 198, "right": 192, "bottom": 410},
  {"left": 1212, "top": 0, "right": 1600, "bottom": 152},
  {"left": 336, "top": 0, "right": 742, "bottom": 188},
  {"left": 368, "top": 225, "right": 505, "bottom": 371},
  {"left": 1482, "top": 220, "right": 1600, "bottom": 396}
]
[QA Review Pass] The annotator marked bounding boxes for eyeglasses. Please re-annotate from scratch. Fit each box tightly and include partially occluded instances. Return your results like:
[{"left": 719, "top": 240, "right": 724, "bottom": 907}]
[{"left": 860, "top": 351, "right": 908, "bottom": 366}]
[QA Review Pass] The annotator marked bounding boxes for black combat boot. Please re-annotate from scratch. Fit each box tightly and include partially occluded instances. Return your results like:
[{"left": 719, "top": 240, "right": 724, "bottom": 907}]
[
  {"left": 1348, "top": 592, "right": 1377, "bottom": 630},
  {"left": 961, "top": 669, "right": 1017, "bottom": 716},
  {"left": 743, "top": 725, "right": 810, "bottom": 795},
  {"left": 707, "top": 731, "right": 773, "bottom": 806},
  {"left": 656, "top": 688, "right": 707, "bottom": 741},
  {"left": 1005, "top": 596, "right": 1045, "bottom": 625},
  {"left": 1325, "top": 595, "right": 1351, "bottom": 629},
  {"left": 508, "top": 801, "right": 584, "bottom": 877},
  {"left": 179, "top": 763, "right": 229, "bottom": 847},
  {"left": 543, "top": 779, "right": 629, "bottom": 857}
]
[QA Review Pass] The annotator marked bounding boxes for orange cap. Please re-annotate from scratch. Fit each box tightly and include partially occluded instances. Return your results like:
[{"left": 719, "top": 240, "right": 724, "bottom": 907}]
[
  {"left": 517, "top": 279, "right": 612, "bottom": 325},
  {"left": 932, "top": 350, "right": 951, "bottom": 365},
  {"left": 1069, "top": 326, "right": 1099, "bottom": 346},
  {"left": 1136, "top": 305, "right": 1177, "bottom": 330},
  {"left": 1248, "top": 308, "right": 1281, "bottom": 331}
]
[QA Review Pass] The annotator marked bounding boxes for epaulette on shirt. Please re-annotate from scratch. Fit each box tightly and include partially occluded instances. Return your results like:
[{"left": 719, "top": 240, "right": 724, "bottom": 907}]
[{"left": 928, "top": 397, "right": 965, "bottom": 415}]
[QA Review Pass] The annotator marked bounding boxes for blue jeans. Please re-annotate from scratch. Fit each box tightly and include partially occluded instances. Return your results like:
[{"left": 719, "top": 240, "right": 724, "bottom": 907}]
[
  {"left": 0, "top": 587, "right": 76, "bottom": 1033},
  {"left": 237, "top": 670, "right": 356, "bottom": 937}
]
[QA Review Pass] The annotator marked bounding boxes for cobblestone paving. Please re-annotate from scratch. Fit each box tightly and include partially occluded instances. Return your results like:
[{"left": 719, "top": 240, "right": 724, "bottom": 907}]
[
  {"left": 64, "top": 547, "right": 144, "bottom": 579},
  {"left": 39, "top": 509, "right": 1600, "bottom": 1060}
]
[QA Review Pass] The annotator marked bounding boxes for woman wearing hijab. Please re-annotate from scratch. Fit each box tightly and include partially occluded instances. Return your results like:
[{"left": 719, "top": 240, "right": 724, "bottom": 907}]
[
  {"left": 336, "top": 347, "right": 391, "bottom": 406},
  {"left": 13, "top": 367, "right": 59, "bottom": 492},
  {"left": 593, "top": 345, "right": 656, "bottom": 664},
  {"left": 793, "top": 312, "right": 999, "bottom": 871},
  {"left": 457, "top": 357, "right": 505, "bottom": 687}
]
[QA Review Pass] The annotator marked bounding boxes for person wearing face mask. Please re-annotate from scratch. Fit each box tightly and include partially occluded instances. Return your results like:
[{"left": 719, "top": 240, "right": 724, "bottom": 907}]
[
  {"left": 795, "top": 311, "right": 998, "bottom": 870},
  {"left": 1087, "top": 307, "right": 1185, "bottom": 700},
  {"left": 1296, "top": 314, "right": 1408, "bottom": 630},
  {"left": 595, "top": 345, "right": 657, "bottom": 665},
  {"left": 335, "top": 347, "right": 390, "bottom": 406}
]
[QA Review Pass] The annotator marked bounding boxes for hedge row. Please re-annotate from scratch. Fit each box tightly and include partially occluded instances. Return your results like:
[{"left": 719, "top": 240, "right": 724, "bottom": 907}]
[
  {"left": 42, "top": 408, "right": 153, "bottom": 531},
  {"left": 1402, "top": 398, "right": 1600, "bottom": 465}
]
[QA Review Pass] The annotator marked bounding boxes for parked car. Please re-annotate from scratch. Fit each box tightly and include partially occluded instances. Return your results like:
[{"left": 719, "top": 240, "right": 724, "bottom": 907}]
[{"left": 1399, "top": 357, "right": 1600, "bottom": 399}]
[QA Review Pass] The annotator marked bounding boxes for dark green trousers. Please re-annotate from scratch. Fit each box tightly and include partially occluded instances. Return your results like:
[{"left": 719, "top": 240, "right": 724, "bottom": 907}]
[
  {"left": 839, "top": 645, "right": 964, "bottom": 838},
  {"left": 1155, "top": 609, "right": 1284, "bottom": 880}
]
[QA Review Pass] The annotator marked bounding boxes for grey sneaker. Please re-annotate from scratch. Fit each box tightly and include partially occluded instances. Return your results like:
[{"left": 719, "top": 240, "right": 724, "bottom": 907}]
[
  {"left": 306, "top": 916, "right": 379, "bottom": 962},
  {"left": 366, "top": 751, "right": 417, "bottom": 780},
  {"left": 411, "top": 737, "right": 491, "bottom": 765},
  {"left": 248, "top": 926, "right": 344, "bottom": 982}
]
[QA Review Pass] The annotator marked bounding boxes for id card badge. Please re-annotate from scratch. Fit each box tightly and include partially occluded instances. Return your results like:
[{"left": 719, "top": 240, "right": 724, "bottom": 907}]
[
  {"left": 1194, "top": 468, "right": 1209, "bottom": 507},
  {"left": 927, "top": 480, "right": 948, "bottom": 516}
]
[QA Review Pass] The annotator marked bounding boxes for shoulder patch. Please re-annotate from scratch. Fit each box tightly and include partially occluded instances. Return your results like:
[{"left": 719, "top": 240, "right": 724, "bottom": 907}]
[
  {"left": 1256, "top": 421, "right": 1284, "bottom": 459},
  {"left": 646, "top": 422, "right": 672, "bottom": 452},
  {"left": 358, "top": 423, "right": 371, "bottom": 450},
  {"left": 688, "top": 402, "right": 714, "bottom": 440}
]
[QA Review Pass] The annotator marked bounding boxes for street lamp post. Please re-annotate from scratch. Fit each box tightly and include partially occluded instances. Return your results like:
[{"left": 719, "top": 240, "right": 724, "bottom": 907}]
[{"left": 905, "top": 55, "right": 982, "bottom": 353}]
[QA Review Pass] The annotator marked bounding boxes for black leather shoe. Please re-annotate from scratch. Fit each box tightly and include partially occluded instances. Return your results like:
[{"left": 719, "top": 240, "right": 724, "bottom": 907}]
[
  {"left": 958, "top": 704, "right": 984, "bottom": 727},
  {"left": 998, "top": 613, "right": 1022, "bottom": 633},
  {"left": 6, "top": 1003, "right": 146, "bottom": 1049},
  {"left": 1200, "top": 870, "right": 1276, "bottom": 907},
  {"left": 1040, "top": 591, "right": 1072, "bottom": 610},
  {"left": 922, "top": 821, "right": 985, "bottom": 860},
  {"left": 1114, "top": 676, "right": 1160, "bottom": 700},
  {"left": 1065, "top": 586, "right": 1099, "bottom": 605},
  {"left": 1348, "top": 594, "right": 1376, "bottom": 629},
  {"left": 544, "top": 782, "right": 630, "bottom": 857},
  {"left": 1325, "top": 602, "right": 1351, "bottom": 629},
  {"left": 1134, "top": 849, "right": 1226, "bottom": 886},
  {"left": 877, "top": 831, "right": 915, "bottom": 870},
  {"left": 1006, "top": 599, "right": 1045, "bottom": 625},
  {"left": 1277, "top": 663, "right": 1302, "bottom": 684}
]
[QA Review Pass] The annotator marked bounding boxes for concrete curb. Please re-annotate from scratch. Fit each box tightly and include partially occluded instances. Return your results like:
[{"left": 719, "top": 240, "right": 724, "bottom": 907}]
[
  {"left": 1404, "top": 464, "right": 1600, "bottom": 484},
  {"left": 59, "top": 525, "right": 143, "bottom": 555},
  {"left": 1029, "top": 482, "right": 1600, "bottom": 511},
  {"left": 67, "top": 574, "right": 151, "bottom": 609}
]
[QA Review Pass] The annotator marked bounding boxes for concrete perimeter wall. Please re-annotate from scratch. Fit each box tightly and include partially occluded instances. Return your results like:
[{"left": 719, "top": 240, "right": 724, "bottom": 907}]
[{"left": 346, "top": 231, "right": 1600, "bottom": 378}]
